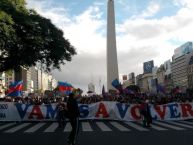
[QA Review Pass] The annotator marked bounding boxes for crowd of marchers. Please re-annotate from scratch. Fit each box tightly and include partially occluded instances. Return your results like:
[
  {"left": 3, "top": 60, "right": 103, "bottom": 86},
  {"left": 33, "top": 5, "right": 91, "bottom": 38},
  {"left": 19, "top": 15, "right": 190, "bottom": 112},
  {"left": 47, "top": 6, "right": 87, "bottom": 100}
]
[{"left": 0, "top": 92, "right": 193, "bottom": 105}]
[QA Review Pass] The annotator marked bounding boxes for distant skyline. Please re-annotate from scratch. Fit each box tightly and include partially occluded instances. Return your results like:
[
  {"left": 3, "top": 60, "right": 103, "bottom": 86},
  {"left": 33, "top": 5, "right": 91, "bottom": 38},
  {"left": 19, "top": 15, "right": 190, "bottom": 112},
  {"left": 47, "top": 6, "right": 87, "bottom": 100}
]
[{"left": 26, "top": 0, "right": 193, "bottom": 94}]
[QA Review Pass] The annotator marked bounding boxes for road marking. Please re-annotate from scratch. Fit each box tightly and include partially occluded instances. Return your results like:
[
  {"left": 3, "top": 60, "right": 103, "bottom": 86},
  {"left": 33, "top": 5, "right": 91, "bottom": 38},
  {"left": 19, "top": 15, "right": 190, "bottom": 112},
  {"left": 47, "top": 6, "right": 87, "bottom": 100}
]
[
  {"left": 96, "top": 122, "right": 112, "bottom": 131},
  {"left": 110, "top": 122, "right": 130, "bottom": 131},
  {"left": 154, "top": 121, "right": 185, "bottom": 130},
  {"left": 82, "top": 122, "right": 93, "bottom": 131},
  {"left": 138, "top": 122, "right": 168, "bottom": 131},
  {"left": 124, "top": 122, "right": 149, "bottom": 131},
  {"left": 5, "top": 123, "right": 31, "bottom": 133},
  {"left": 44, "top": 123, "right": 58, "bottom": 132},
  {"left": 24, "top": 123, "right": 46, "bottom": 133},
  {"left": 150, "top": 123, "right": 168, "bottom": 131},
  {"left": 64, "top": 122, "right": 72, "bottom": 132},
  {"left": 0, "top": 123, "right": 16, "bottom": 130},
  {"left": 179, "top": 120, "right": 193, "bottom": 125},
  {"left": 166, "top": 121, "right": 193, "bottom": 129}
]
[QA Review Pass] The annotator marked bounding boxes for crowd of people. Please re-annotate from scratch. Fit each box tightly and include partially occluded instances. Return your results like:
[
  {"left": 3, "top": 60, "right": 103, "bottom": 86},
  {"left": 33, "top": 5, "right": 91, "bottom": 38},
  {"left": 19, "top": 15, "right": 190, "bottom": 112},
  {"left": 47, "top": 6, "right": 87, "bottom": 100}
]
[{"left": 0, "top": 91, "right": 193, "bottom": 105}]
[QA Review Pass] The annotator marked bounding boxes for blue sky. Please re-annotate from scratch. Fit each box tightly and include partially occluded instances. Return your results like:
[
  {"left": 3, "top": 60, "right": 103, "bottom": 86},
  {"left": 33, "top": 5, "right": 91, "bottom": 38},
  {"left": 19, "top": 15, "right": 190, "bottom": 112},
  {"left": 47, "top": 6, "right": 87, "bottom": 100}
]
[{"left": 27, "top": 0, "right": 193, "bottom": 93}]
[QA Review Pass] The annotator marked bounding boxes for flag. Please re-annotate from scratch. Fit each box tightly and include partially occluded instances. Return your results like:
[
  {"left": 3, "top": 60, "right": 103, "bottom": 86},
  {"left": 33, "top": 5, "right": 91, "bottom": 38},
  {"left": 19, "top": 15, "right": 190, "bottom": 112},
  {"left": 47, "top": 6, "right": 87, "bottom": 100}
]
[
  {"left": 156, "top": 84, "right": 166, "bottom": 94},
  {"left": 7, "top": 81, "right": 23, "bottom": 97},
  {"left": 58, "top": 81, "right": 73, "bottom": 95},
  {"left": 111, "top": 79, "right": 120, "bottom": 89},
  {"left": 111, "top": 79, "right": 123, "bottom": 94}
]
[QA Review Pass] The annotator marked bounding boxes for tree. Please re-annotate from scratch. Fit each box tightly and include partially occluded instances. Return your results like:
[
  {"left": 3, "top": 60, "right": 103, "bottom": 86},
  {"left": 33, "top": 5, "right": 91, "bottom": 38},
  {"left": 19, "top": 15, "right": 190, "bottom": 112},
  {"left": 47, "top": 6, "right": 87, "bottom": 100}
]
[{"left": 0, "top": 0, "right": 76, "bottom": 72}]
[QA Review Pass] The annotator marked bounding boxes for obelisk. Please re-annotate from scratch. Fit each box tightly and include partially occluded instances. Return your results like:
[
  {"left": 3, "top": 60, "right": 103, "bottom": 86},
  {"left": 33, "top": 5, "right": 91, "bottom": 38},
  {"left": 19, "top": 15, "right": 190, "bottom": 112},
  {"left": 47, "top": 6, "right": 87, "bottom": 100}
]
[{"left": 107, "top": 0, "right": 119, "bottom": 91}]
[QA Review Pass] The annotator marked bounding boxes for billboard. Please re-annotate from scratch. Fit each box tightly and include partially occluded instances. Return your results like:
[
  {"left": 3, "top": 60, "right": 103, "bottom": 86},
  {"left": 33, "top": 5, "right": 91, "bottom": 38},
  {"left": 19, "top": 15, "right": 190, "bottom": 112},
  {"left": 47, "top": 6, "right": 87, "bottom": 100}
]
[
  {"left": 173, "top": 42, "right": 193, "bottom": 59},
  {"left": 143, "top": 60, "right": 154, "bottom": 74}
]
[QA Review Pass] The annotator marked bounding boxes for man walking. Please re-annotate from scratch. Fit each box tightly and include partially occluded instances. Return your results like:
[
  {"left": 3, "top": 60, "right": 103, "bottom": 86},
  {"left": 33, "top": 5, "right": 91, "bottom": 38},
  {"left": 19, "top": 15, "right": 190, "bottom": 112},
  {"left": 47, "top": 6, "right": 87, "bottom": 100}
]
[
  {"left": 56, "top": 98, "right": 66, "bottom": 128},
  {"left": 67, "top": 92, "right": 80, "bottom": 145},
  {"left": 140, "top": 99, "right": 152, "bottom": 127}
]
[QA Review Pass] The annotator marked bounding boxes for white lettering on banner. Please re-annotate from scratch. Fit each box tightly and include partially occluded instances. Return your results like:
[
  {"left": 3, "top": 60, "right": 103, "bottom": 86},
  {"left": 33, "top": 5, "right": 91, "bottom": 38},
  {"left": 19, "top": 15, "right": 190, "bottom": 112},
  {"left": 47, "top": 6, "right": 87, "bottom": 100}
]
[{"left": 1, "top": 102, "right": 193, "bottom": 121}]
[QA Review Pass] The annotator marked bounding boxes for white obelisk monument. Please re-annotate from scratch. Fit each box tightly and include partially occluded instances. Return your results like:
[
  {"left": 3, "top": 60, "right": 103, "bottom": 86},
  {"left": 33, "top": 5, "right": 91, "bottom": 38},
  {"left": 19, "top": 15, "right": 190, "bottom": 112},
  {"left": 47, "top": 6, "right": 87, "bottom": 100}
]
[{"left": 107, "top": 0, "right": 119, "bottom": 91}]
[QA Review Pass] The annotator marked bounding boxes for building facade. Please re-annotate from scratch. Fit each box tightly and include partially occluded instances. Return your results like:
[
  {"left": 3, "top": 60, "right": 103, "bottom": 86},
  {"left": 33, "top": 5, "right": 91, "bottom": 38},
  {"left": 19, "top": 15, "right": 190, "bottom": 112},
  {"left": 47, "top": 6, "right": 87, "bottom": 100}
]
[
  {"left": 141, "top": 73, "right": 153, "bottom": 93},
  {"left": 136, "top": 74, "right": 143, "bottom": 90},
  {"left": 187, "top": 52, "right": 193, "bottom": 89},
  {"left": 171, "top": 42, "right": 193, "bottom": 92},
  {"left": 0, "top": 72, "right": 5, "bottom": 97},
  {"left": 172, "top": 54, "right": 188, "bottom": 90}
]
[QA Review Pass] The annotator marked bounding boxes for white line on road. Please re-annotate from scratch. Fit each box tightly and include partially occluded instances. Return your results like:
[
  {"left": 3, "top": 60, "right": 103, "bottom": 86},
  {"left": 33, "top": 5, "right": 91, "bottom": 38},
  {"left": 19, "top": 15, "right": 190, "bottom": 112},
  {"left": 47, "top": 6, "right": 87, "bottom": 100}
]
[
  {"left": 44, "top": 123, "right": 58, "bottom": 132},
  {"left": 166, "top": 121, "right": 193, "bottom": 129},
  {"left": 154, "top": 121, "right": 185, "bottom": 130},
  {"left": 96, "top": 122, "right": 112, "bottom": 131},
  {"left": 64, "top": 122, "right": 72, "bottom": 132},
  {"left": 110, "top": 122, "right": 130, "bottom": 131},
  {"left": 0, "top": 123, "right": 16, "bottom": 130},
  {"left": 24, "top": 123, "right": 46, "bottom": 133},
  {"left": 178, "top": 120, "right": 193, "bottom": 125},
  {"left": 82, "top": 122, "right": 93, "bottom": 131},
  {"left": 138, "top": 122, "right": 168, "bottom": 131},
  {"left": 150, "top": 123, "right": 168, "bottom": 131},
  {"left": 5, "top": 123, "right": 31, "bottom": 133},
  {"left": 124, "top": 122, "right": 149, "bottom": 131}
]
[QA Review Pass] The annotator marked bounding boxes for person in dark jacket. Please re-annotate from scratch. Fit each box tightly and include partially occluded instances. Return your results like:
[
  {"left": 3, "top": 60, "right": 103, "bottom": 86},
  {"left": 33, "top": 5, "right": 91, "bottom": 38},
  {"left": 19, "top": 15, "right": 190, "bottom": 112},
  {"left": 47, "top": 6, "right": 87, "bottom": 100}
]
[
  {"left": 140, "top": 99, "right": 152, "bottom": 127},
  {"left": 67, "top": 93, "right": 80, "bottom": 145}
]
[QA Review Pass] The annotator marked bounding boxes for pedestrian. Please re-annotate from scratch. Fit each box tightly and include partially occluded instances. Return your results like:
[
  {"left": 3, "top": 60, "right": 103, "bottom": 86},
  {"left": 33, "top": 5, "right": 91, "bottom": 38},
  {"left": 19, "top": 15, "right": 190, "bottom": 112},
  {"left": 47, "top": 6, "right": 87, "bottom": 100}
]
[
  {"left": 56, "top": 98, "right": 66, "bottom": 128},
  {"left": 67, "top": 92, "right": 80, "bottom": 145},
  {"left": 140, "top": 99, "right": 152, "bottom": 127}
]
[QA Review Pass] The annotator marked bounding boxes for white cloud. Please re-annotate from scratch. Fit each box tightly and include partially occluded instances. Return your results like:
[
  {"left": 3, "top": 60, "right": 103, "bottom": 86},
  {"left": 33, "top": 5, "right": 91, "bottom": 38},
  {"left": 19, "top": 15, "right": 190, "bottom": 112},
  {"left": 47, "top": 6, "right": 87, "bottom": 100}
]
[
  {"left": 141, "top": 1, "right": 160, "bottom": 18},
  {"left": 131, "top": 1, "right": 160, "bottom": 19},
  {"left": 173, "top": 0, "right": 193, "bottom": 9},
  {"left": 26, "top": 0, "right": 193, "bottom": 93}
]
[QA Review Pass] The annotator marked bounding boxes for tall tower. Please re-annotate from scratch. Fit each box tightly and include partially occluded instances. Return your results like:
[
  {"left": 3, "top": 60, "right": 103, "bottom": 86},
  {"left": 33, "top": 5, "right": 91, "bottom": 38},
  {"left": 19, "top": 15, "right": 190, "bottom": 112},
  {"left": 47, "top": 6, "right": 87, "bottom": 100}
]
[{"left": 107, "top": 0, "right": 119, "bottom": 91}]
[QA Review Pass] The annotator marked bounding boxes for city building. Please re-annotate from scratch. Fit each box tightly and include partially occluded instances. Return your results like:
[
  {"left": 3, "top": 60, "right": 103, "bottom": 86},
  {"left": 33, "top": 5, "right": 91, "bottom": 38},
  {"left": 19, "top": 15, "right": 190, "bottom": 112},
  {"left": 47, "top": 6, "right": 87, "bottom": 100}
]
[
  {"left": 164, "top": 60, "right": 173, "bottom": 93},
  {"left": 88, "top": 82, "right": 95, "bottom": 93},
  {"left": 187, "top": 52, "right": 193, "bottom": 89},
  {"left": 171, "top": 42, "right": 193, "bottom": 92},
  {"left": 122, "top": 75, "right": 128, "bottom": 82},
  {"left": 51, "top": 78, "right": 58, "bottom": 90},
  {"left": 157, "top": 64, "right": 165, "bottom": 86},
  {"left": 136, "top": 74, "right": 143, "bottom": 91},
  {"left": 129, "top": 72, "right": 135, "bottom": 85},
  {"left": 141, "top": 73, "right": 153, "bottom": 93},
  {"left": 151, "top": 67, "right": 158, "bottom": 93},
  {"left": 29, "top": 67, "right": 38, "bottom": 92},
  {"left": 143, "top": 60, "right": 154, "bottom": 74},
  {"left": 0, "top": 72, "right": 5, "bottom": 97},
  {"left": 14, "top": 66, "right": 28, "bottom": 91}
]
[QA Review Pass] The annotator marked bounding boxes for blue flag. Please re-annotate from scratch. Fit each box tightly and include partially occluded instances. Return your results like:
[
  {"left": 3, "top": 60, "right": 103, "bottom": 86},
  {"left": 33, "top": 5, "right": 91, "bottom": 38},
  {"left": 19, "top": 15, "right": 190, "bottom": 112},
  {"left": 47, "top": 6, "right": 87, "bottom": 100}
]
[{"left": 7, "top": 81, "right": 23, "bottom": 97}]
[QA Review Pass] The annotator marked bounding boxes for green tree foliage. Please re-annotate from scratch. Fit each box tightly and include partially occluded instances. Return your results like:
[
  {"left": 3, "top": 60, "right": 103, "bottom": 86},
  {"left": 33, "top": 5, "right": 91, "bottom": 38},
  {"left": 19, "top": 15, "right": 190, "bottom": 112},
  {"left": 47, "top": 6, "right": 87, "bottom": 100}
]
[{"left": 0, "top": 0, "right": 76, "bottom": 72}]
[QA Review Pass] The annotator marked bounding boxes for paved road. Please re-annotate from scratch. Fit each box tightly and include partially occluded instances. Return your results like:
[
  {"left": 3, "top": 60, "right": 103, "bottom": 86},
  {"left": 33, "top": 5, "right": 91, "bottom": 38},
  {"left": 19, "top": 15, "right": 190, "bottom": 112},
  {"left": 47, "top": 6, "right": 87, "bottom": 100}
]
[{"left": 0, "top": 120, "right": 193, "bottom": 145}]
